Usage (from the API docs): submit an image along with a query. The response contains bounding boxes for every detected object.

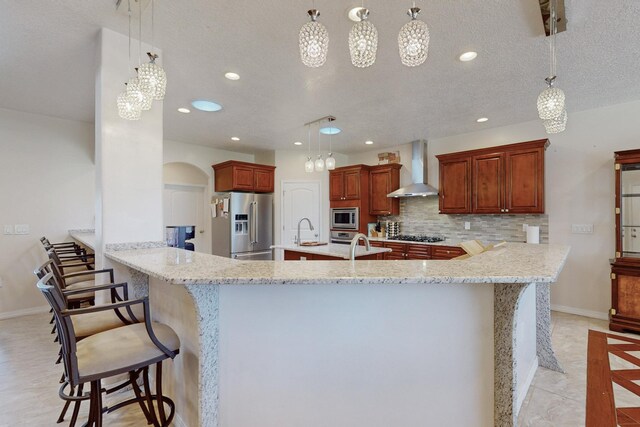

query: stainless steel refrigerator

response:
[211,192,273,260]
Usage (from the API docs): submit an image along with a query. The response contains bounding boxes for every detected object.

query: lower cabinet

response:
[283,250,381,261]
[432,246,466,260]
[381,242,464,260]
[610,261,640,333]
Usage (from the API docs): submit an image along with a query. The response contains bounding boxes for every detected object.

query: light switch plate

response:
[3,225,14,235]
[464,222,471,230]
[14,224,30,235]
[571,224,594,234]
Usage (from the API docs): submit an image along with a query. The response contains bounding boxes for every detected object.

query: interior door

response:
[163,184,205,252]
[282,181,321,245]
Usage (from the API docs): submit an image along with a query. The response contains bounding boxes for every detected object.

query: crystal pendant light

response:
[127,77,153,111]
[299,9,329,68]
[349,8,378,68]
[304,124,315,172]
[537,77,565,120]
[117,87,141,121]
[543,109,567,134]
[314,123,324,171]
[325,118,336,170]
[398,5,429,67]
[138,53,167,100]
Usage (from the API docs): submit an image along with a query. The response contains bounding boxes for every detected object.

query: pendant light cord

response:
[549,0,557,79]
[127,0,132,77]
[307,124,311,157]
[138,0,142,67]
[151,0,155,51]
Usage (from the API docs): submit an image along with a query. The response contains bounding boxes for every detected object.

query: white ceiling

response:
[1,0,640,153]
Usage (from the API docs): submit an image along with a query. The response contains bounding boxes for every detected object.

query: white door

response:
[163,184,206,252]
[282,181,321,245]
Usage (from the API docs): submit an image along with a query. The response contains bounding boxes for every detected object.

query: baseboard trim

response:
[551,304,608,321]
[517,356,539,414]
[173,413,187,427]
[0,305,50,321]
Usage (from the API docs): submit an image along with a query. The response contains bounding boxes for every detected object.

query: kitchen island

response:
[106,243,569,427]
[272,243,391,260]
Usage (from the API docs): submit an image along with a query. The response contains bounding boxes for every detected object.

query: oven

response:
[330,230,358,244]
[330,207,359,231]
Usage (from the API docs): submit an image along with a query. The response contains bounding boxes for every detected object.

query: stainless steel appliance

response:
[330,230,358,244]
[331,207,359,230]
[390,235,446,243]
[211,192,273,260]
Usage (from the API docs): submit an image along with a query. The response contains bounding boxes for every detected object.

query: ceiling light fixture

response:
[117,1,142,120]
[325,117,336,170]
[537,0,567,133]
[137,0,167,101]
[294,141,303,146]
[398,2,430,67]
[177,107,190,113]
[349,6,378,68]
[459,51,478,62]
[225,72,240,81]
[231,137,240,141]
[315,122,325,172]
[305,124,314,173]
[476,117,488,123]
[191,100,223,112]
[365,140,374,145]
[319,127,341,135]
[348,7,366,22]
[299,8,329,68]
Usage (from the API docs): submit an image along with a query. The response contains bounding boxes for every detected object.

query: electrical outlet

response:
[3,225,14,235]
[464,222,471,230]
[523,224,528,232]
[571,224,594,234]
[14,224,30,235]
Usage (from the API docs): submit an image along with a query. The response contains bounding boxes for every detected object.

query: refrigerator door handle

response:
[253,201,259,244]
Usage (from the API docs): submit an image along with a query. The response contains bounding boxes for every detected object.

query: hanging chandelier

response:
[398,5,430,67]
[348,8,378,68]
[299,9,329,68]
[537,0,567,133]
[303,116,337,172]
[137,0,166,100]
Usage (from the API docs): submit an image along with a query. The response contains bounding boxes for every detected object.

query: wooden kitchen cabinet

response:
[610,149,640,333]
[329,165,369,201]
[439,158,472,214]
[383,242,407,260]
[381,242,462,260]
[212,160,276,193]
[431,245,466,260]
[369,164,402,216]
[406,244,431,260]
[437,139,548,214]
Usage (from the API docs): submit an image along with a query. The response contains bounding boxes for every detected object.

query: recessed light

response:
[191,100,223,112]
[231,137,240,141]
[294,141,303,146]
[476,117,489,123]
[177,107,190,114]
[225,72,240,81]
[320,127,341,135]
[459,51,478,62]
[365,140,374,145]
[348,7,366,22]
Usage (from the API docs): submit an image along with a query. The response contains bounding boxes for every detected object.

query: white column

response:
[95,28,163,263]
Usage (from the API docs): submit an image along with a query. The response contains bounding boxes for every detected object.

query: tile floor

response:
[0,310,630,426]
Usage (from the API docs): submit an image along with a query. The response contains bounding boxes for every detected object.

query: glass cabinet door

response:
[620,164,640,258]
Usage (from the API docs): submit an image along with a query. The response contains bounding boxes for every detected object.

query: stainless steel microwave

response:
[331,207,359,230]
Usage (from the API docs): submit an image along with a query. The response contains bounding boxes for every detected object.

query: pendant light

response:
[305,124,314,173]
[398,2,429,67]
[127,0,152,111]
[348,6,378,68]
[325,119,336,170]
[117,1,142,120]
[137,0,166,100]
[314,123,325,171]
[299,5,329,68]
[537,0,567,132]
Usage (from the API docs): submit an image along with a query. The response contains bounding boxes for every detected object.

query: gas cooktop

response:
[390,235,446,243]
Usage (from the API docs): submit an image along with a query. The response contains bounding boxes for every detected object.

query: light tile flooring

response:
[0,311,630,426]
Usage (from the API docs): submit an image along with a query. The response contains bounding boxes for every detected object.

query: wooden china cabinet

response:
[610,149,640,333]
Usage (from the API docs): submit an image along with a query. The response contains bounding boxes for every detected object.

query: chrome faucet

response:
[297,217,314,246]
[349,233,370,261]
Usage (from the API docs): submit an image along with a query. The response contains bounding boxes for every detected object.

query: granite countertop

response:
[272,243,391,259]
[105,243,570,286]
[69,230,96,251]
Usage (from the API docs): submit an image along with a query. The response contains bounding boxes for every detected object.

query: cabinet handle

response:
[500,209,504,212]
[505,209,509,213]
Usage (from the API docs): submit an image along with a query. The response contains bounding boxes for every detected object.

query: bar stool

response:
[37,272,179,427]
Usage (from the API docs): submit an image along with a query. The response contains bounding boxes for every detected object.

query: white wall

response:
[427,100,640,318]
[273,150,349,254]
[0,108,94,318]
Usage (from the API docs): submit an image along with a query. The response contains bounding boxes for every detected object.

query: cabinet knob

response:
[505,209,509,213]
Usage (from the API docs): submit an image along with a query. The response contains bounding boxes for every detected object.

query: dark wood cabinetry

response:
[212,161,275,193]
[381,242,464,260]
[369,164,402,216]
[610,149,640,333]
[437,139,548,214]
[330,165,368,201]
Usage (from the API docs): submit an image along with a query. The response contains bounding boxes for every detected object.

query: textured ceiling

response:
[1,0,640,153]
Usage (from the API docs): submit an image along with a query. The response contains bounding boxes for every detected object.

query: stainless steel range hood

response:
[387,140,439,198]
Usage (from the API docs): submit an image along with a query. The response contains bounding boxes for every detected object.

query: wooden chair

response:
[37,272,179,427]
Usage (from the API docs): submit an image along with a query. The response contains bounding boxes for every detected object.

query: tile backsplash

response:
[379,198,548,243]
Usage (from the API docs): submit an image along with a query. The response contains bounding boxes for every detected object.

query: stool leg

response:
[56,384,73,423]
[95,380,103,427]
[142,367,160,427]
[130,370,153,424]
[155,362,167,425]
[69,383,83,427]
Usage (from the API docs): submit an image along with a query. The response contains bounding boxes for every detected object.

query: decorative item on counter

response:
[367,222,377,237]
[526,226,540,244]
[460,240,507,257]
[378,151,401,165]
[386,221,400,239]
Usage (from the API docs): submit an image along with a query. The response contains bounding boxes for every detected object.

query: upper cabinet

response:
[212,161,276,193]
[329,165,369,201]
[436,139,549,214]
[369,164,402,216]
